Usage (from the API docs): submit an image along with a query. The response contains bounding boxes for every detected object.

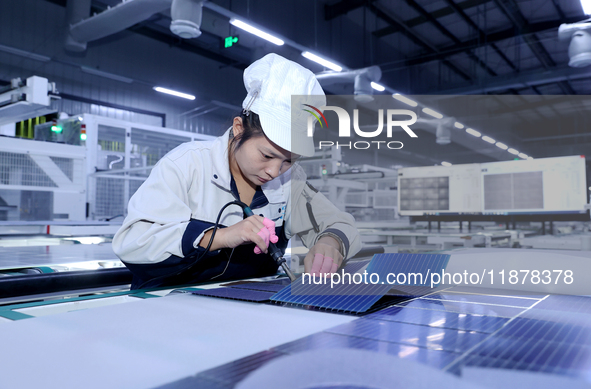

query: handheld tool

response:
[242,205,297,282]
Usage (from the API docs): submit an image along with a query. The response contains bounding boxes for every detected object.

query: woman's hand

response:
[304,236,343,276]
[199,215,273,254]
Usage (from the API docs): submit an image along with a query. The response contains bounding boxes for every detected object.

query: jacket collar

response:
[210,128,232,191]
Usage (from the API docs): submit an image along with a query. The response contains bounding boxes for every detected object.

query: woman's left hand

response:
[303,236,343,276]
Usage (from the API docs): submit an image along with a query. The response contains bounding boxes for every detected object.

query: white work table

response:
[0,292,355,389]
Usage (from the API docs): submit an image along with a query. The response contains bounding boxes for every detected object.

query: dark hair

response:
[228,112,266,153]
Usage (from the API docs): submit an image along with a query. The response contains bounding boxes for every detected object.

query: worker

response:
[112,53,361,289]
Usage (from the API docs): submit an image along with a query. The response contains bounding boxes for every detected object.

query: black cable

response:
[137,200,244,289]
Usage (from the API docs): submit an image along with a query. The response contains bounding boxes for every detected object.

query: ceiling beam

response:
[373,0,490,38]
[404,0,496,76]
[324,0,375,21]
[443,0,516,71]
[492,0,576,95]
[428,65,591,94]
[382,16,582,72]
[366,2,472,81]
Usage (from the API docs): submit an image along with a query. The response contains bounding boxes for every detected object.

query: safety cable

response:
[136,200,245,289]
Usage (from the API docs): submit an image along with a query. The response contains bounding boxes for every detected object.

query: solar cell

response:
[185,288,275,302]
[270,253,450,313]
[325,318,489,354]
[365,306,510,333]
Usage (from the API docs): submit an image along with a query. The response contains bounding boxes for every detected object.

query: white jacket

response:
[113,129,361,266]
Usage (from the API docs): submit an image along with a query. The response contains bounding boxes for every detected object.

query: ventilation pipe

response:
[315,66,382,103]
[416,116,455,145]
[170,0,203,39]
[65,0,204,52]
[64,0,92,52]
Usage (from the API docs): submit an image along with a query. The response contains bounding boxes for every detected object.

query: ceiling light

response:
[370,82,385,91]
[154,86,195,100]
[0,43,50,62]
[495,142,508,150]
[422,107,443,119]
[466,128,481,137]
[392,94,418,107]
[518,153,528,159]
[508,148,519,155]
[230,19,284,45]
[441,161,452,167]
[454,122,464,129]
[81,66,133,83]
[527,156,534,160]
[301,51,342,72]
[482,136,495,144]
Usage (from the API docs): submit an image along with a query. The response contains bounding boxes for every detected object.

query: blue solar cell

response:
[529,295,591,314]
[449,336,591,378]
[365,306,509,333]
[342,259,370,274]
[495,317,591,344]
[271,282,391,313]
[270,331,458,370]
[325,318,488,354]
[227,282,287,292]
[425,293,537,308]
[396,297,526,318]
[270,254,450,313]
[199,350,287,385]
[187,288,274,302]
[365,253,450,286]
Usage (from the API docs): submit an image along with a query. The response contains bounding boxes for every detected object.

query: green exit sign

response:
[224,36,238,48]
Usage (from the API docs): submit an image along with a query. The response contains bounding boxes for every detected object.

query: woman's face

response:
[231,118,296,186]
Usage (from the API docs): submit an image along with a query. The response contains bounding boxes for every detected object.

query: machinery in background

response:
[298,146,399,223]
[0,76,58,126]
[0,113,214,222]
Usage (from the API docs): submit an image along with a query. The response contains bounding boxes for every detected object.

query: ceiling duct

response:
[558,19,591,68]
[315,66,382,103]
[65,0,204,52]
[416,116,455,145]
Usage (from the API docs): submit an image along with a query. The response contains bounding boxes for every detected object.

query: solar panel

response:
[325,318,489,354]
[226,282,287,293]
[184,287,275,302]
[270,253,450,313]
[365,306,510,333]
[154,291,591,388]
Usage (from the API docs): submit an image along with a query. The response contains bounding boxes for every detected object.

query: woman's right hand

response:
[200,215,271,253]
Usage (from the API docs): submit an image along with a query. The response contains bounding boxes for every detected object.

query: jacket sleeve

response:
[286,165,362,259]
[112,155,216,265]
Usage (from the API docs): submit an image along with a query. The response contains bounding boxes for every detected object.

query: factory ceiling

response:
[25,0,591,164]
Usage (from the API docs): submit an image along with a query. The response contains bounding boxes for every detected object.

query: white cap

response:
[242,53,326,157]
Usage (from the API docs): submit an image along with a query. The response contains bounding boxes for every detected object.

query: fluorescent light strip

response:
[466,128,481,137]
[582,0,591,15]
[0,44,50,62]
[301,51,342,72]
[518,152,528,159]
[508,148,519,155]
[154,86,195,100]
[422,107,443,119]
[454,122,464,129]
[230,19,284,46]
[81,66,133,83]
[441,161,452,167]
[482,136,496,144]
[392,94,418,107]
[527,156,534,160]
[495,142,508,150]
[371,82,385,92]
